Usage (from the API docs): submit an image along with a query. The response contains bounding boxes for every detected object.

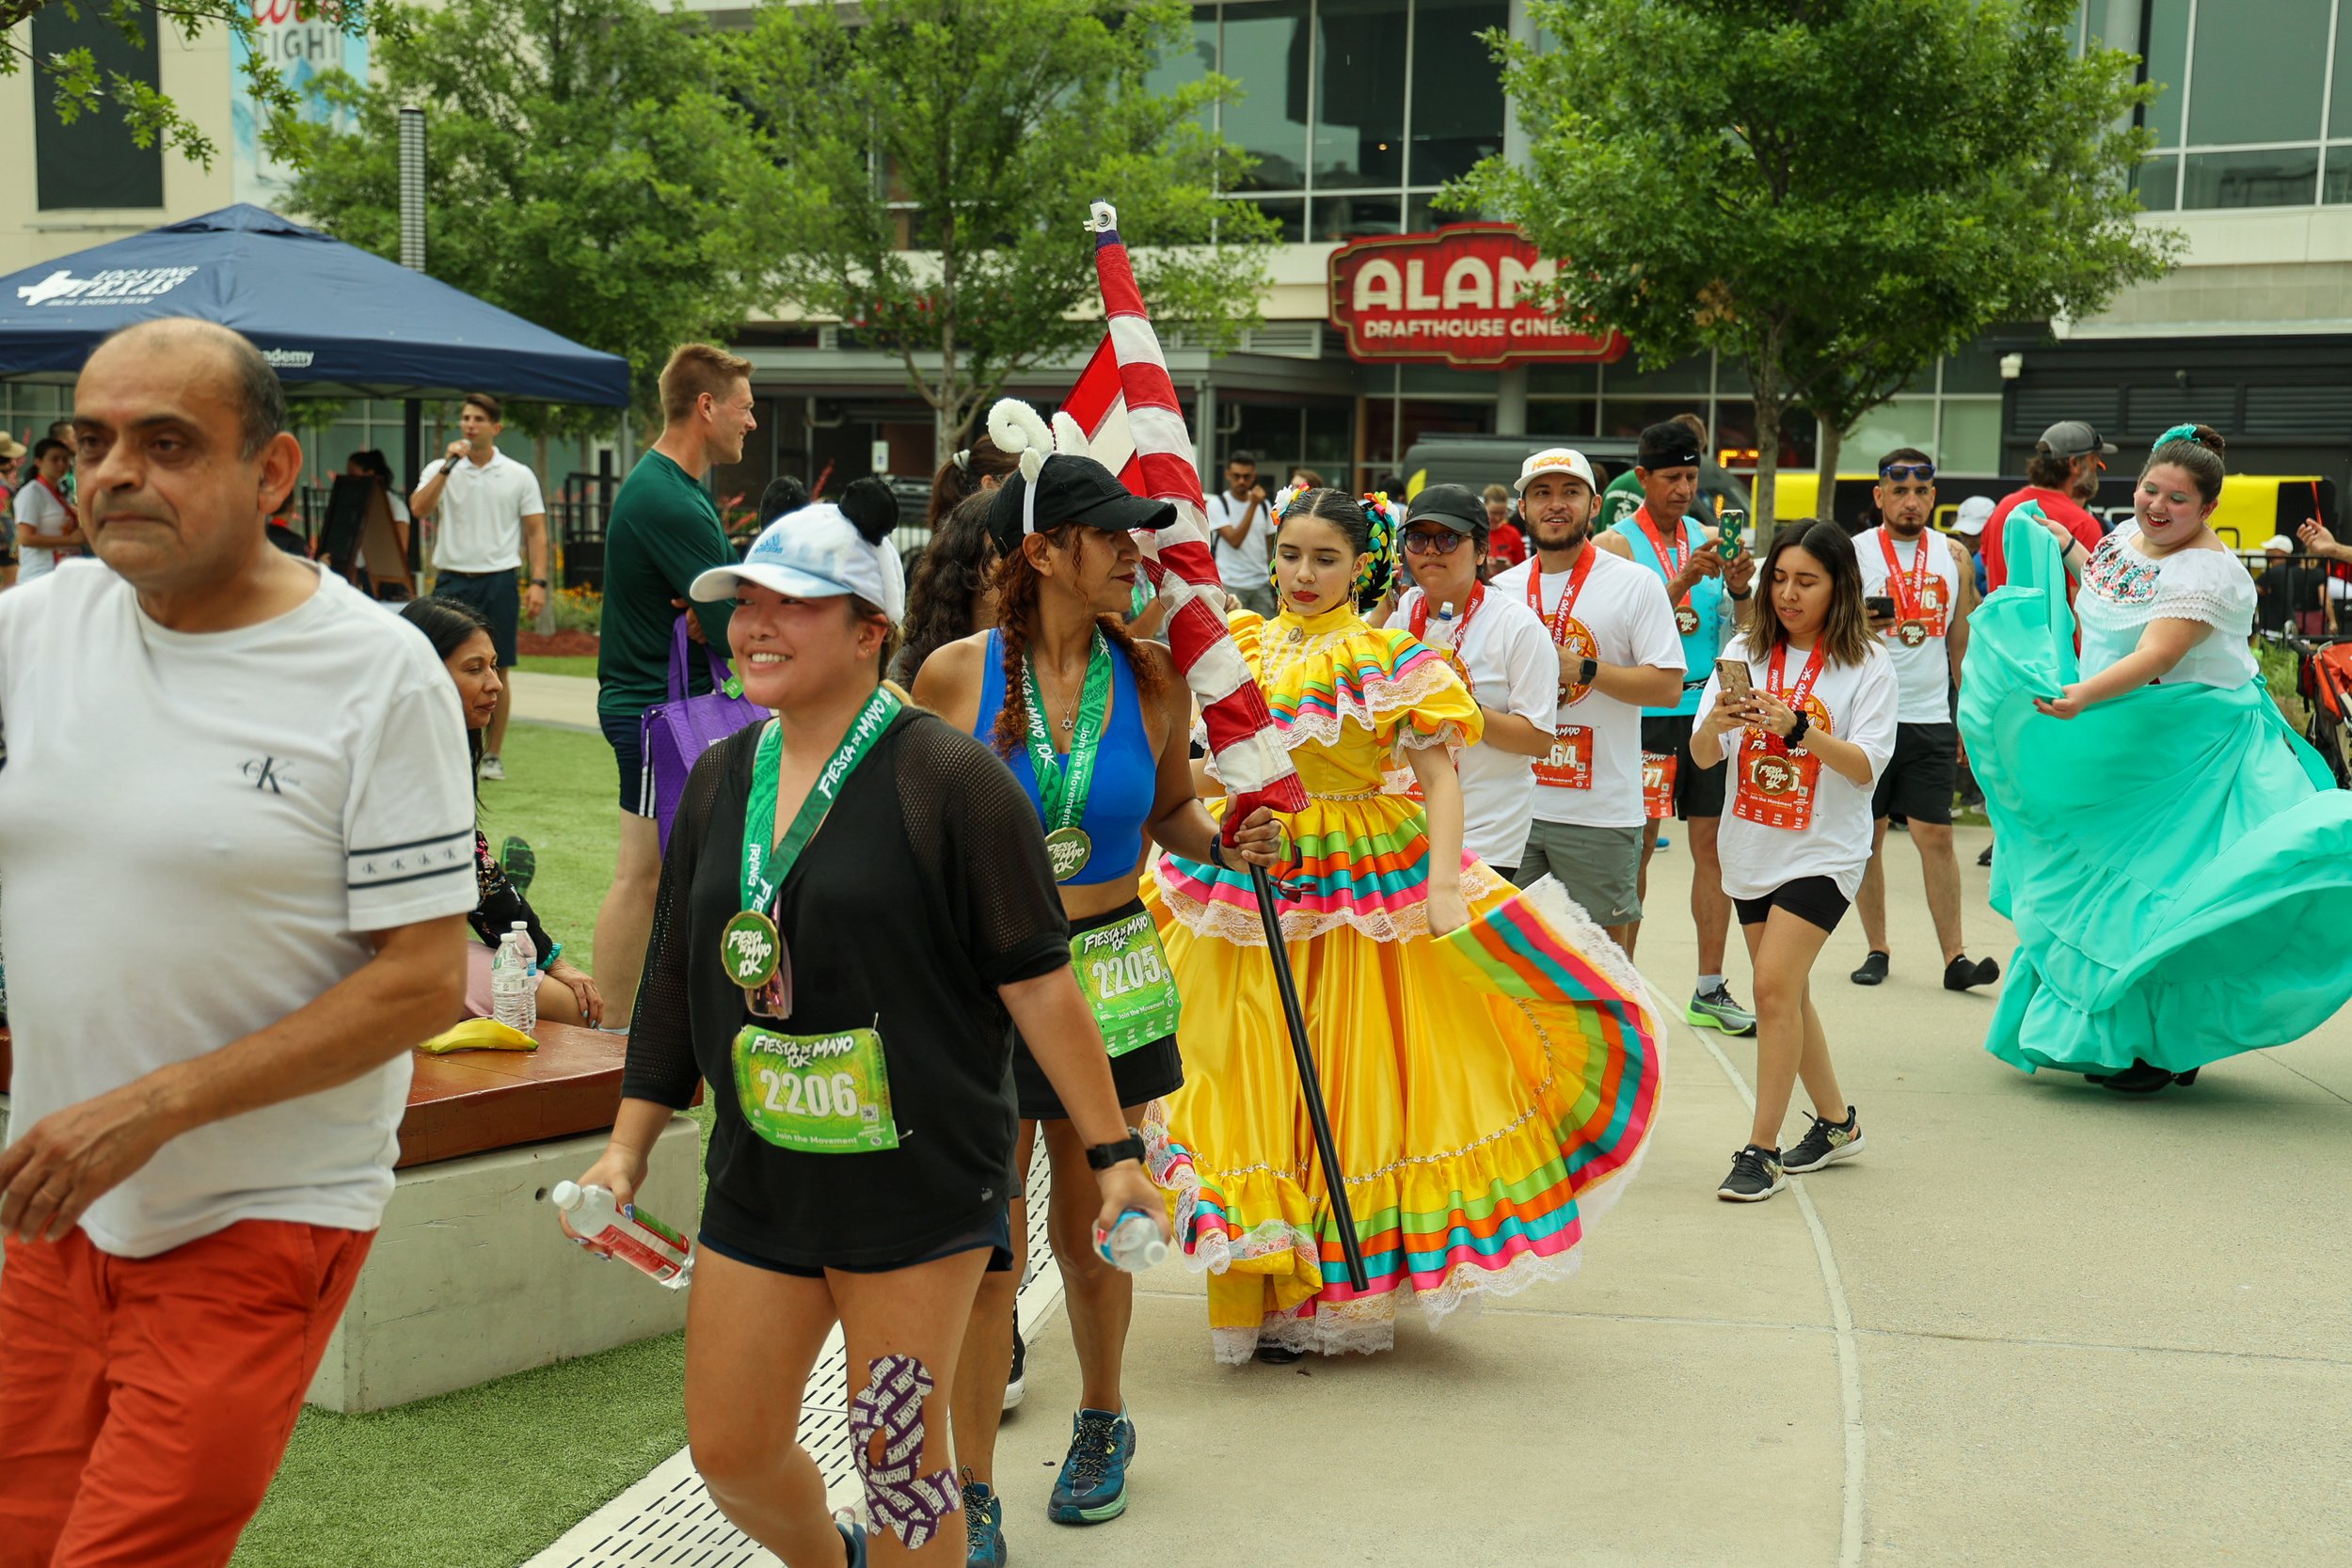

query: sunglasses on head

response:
[1880,463,1935,483]
[1401,529,1468,555]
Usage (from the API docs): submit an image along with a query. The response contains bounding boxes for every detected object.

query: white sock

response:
[1697,974,1724,994]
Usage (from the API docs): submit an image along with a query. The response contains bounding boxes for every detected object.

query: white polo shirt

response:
[0,561,478,1258]
[1489,547,1686,829]
[1393,584,1556,866]
[429,448,545,573]
[1853,525,1965,723]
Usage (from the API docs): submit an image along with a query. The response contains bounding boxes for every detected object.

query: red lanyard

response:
[1877,529,1934,621]
[35,474,68,508]
[1634,505,1690,605]
[1760,641,1828,753]
[1523,546,1597,644]
[1409,581,1486,643]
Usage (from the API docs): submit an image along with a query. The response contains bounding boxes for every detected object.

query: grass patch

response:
[233,719,719,1568]
[517,654,601,680]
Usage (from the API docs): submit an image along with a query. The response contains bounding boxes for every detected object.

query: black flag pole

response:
[1248,860,1370,1292]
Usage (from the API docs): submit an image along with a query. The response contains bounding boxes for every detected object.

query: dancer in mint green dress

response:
[1958,424,2352,1093]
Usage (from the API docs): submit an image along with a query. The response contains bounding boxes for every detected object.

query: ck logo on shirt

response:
[242,755,298,794]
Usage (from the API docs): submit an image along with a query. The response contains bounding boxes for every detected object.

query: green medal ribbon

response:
[1023,631,1114,883]
[727,685,902,990]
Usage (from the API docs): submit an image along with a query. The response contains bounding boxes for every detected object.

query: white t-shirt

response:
[2076,523,2258,689]
[1207,489,1274,593]
[1695,633,1899,902]
[14,478,72,581]
[429,448,545,573]
[1393,584,1556,865]
[0,562,478,1259]
[1852,526,1965,724]
[1489,549,1686,829]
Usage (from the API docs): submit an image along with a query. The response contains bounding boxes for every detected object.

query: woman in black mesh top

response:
[566,483,1164,1568]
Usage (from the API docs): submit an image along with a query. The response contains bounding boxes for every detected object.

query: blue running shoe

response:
[962,1478,1008,1567]
[1047,1407,1135,1525]
[836,1517,868,1567]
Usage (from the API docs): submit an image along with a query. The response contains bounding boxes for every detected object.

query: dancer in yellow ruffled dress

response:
[1143,485,1665,1364]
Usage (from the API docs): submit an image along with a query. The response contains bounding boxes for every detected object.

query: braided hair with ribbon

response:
[1267,486,1401,612]
[2145,421,2228,505]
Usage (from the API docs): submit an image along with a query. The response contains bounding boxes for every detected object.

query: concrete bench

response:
[0,1022,702,1415]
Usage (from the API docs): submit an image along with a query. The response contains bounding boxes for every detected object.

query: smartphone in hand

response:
[1718,510,1745,558]
[1865,594,1897,620]
[1715,657,1754,704]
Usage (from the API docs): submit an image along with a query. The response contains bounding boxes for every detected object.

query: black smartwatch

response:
[531,577,550,588]
[1786,712,1812,748]
[1086,1134,1147,1171]
[1577,656,1599,688]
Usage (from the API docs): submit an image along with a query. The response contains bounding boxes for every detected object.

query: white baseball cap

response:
[1951,496,1994,536]
[690,479,907,622]
[1514,448,1598,495]
[2263,533,2296,553]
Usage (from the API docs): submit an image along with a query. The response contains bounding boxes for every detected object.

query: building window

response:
[33,2,165,210]
[2137,0,2352,210]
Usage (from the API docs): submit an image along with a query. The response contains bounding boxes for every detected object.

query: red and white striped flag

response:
[1061,200,1306,825]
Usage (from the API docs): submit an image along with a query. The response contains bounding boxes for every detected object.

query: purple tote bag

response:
[641,616,766,848]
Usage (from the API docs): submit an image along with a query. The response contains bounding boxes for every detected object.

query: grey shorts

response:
[1513,820,1645,927]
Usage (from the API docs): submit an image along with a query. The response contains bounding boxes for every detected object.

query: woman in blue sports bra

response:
[913,419,1282,1565]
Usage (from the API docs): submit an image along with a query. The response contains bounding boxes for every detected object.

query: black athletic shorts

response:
[1641,712,1728,820]
[1010,897,1184,1119]
[434,568,521,667]
[1871,721,1958,826]
[1733,875,1851,935]
[699,1204,1014,1279]
[600,706,649,816]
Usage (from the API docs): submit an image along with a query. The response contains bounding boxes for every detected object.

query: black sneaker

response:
[1002,1326,1025,1413]
[2087,1059,2176,1094]
[1851,950,1890,986]
[1943,955,2000,991]
[1977,843,1994,867]
[1716,1144,1785,1202]
[1783,1108,1863,1173]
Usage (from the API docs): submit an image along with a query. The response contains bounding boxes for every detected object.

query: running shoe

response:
[1977,843,1994,867]
[962,1479,1008,1568]
[1943,955,2000,991]
[1047,1408,1135,1525]
[1686,984,1757,1037]
[499,834,536,895]
[835,1517,869,1568]
[1850,950,1890,987]
[478,752,506,782]
[1782,1108,1864,1174]
[1716,1144,1786,1203]
[1002,1327,1025,1413]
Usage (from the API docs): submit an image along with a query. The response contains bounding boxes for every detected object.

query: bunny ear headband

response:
[985,397,1097,538]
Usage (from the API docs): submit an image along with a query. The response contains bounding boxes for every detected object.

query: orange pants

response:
[0,1220,372,1568]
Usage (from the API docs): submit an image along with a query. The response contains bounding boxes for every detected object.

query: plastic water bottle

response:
[1428,599,1459,651]
[490,932,534,1033]
[549,1181,694,1289]
[1094,1208,1168,1274]
[509,921,539,1033]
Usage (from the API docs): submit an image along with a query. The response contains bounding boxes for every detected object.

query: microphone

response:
[442,448,469,477]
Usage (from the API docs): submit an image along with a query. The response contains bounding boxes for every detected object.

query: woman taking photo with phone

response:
[566,482,1166,1568]
[1692,519,1898,1202]
[913,404,1284,1562]
[1146,484,1662,1365]
[1961,425,2352,1094]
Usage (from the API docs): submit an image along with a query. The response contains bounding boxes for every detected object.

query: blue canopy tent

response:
[0,203,630,574]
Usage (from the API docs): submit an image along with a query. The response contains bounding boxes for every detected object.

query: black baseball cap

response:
[1403,483,1485,535]
[1637,420,1703,471]
[986,454,1177,552]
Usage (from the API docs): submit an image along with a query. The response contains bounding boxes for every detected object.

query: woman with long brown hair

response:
[1692,518,1898,1202]
[891,492,1000,687]
[912,404,1282,1565]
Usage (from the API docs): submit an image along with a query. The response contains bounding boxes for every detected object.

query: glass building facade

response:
[2134,0,2352,210]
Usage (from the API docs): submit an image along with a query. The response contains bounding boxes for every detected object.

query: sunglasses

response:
[1401,529,1468,555]
[1880,463,1935,482]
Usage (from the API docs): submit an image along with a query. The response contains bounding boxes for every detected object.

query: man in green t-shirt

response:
[592,343,758,1022]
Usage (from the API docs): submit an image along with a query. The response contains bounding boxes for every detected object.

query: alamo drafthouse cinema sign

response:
[1327,223,1627,370]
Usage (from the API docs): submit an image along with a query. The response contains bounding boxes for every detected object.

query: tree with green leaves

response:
[5,0,378,168]
[285,0,789,431]
[1460,0,2178,533]
[730,0,1277,459]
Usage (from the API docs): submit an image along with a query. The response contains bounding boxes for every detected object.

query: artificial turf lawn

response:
[517,653,601,680]
[233,719,714,1568]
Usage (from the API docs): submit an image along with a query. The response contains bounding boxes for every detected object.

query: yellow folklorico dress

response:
[1142,602,1665,1363]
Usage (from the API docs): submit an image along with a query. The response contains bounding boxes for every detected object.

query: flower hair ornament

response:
[1272,480,1313,520]
[2153,423,2204,451]
[985,396,1092,538]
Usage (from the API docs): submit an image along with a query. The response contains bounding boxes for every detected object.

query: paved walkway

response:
[510,671,602,733]
[511,689,2352,1565]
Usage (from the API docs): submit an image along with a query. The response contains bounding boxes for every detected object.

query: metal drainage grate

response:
[525,1146,1059,1568]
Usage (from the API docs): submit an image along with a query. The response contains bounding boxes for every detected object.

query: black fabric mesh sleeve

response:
[895,716,1073,989]
[619,734,735,1108]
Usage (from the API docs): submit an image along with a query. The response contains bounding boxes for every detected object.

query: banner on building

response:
[231,0,369,206]
[1327,223,1627,370]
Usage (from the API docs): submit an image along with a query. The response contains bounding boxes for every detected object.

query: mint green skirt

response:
[1956,523,2352,1075]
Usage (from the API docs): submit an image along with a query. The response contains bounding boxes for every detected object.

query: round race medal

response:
[1676,605,1701,636]
[1750,754,1800,797]
[1044,826,1094,883]
[721,909,783,990]
[1898,620,1929,648]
